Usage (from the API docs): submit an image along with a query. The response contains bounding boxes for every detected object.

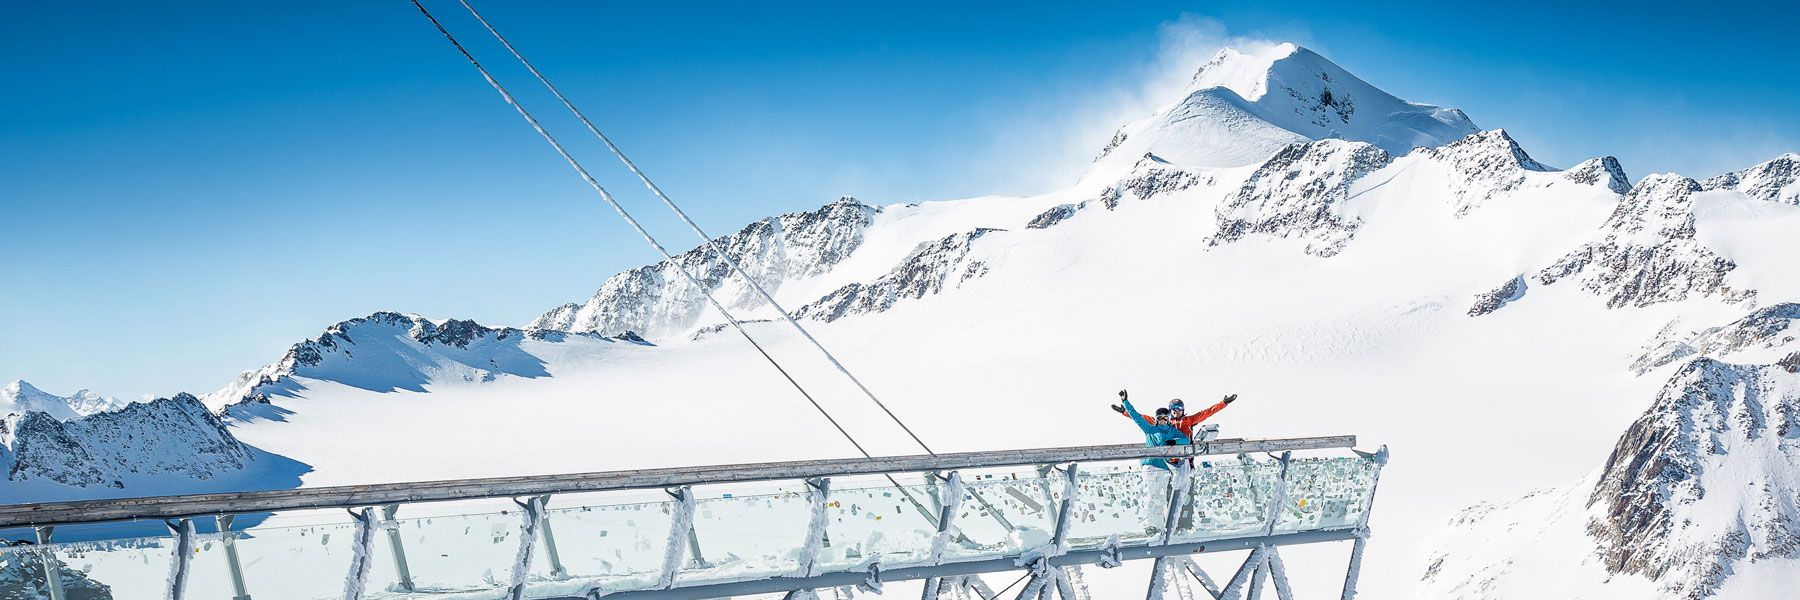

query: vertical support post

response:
[165,518,195,600]
[343,507,378,600]
[1160,460,1195,544]
[1342,445,1388,600]
[379,504,416,592]
[33,526,66,600]
[659,486,696,589]
[507,495,549,600]
[216,514,252,600]
[921,471,965,599]
[1263,452,1291,536]
[797,478,832,579]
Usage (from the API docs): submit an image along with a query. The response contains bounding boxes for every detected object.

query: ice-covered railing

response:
[0,437,1386,600]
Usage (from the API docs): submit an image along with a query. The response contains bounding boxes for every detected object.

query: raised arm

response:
[1119,398,1156,433]
[1179,393,1237,428]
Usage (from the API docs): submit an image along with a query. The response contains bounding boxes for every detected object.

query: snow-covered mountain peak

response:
[1419,129,1560,215]
[1,379,125,421]
[1565,156,1634,195]
[1701,152,1799,204]
[1087,43,1476,180]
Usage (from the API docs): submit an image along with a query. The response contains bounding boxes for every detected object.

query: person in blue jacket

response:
[1112,389,1192,530]
[1111,390,1192,469]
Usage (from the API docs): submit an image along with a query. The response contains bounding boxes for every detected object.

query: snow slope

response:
[12,44,1800,600]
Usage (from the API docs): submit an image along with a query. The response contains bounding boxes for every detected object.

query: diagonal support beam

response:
[660,486,697,589]
[1214,546,1267,600]
[343,508,378,600]
[1264,546,1295,600]
[507,495,550,600]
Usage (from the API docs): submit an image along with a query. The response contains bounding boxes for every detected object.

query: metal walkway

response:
[0,436,1385,600]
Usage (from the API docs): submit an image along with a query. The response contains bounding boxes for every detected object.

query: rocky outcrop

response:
[1026,203,1085,229]
[0,556,112,600]
[204,312,629,411]
[1467,276,1527,317]
[1208,139,1392,256]
[1701,153,1799,205]
[1587,357,1800,598]
[1423,130,1555,215]
[531,197,880,338]
[1632,304,1800,374]
[1564,156,1633,195]
[5,394,254,489]
[795,228,1001,323]
[1535,174,1754,308]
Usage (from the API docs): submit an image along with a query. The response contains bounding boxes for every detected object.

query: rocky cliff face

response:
[1207,139,1391,256]
[1587,357,1800,599]
[530,197,879,338]
[4,393,254,489]
[794,228,1001,323]
[1701,153,1799,205]
[1423,130,1555,215]
[1536,174,1755,308]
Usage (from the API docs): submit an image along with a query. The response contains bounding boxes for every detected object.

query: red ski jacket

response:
[1126,398,1229,439]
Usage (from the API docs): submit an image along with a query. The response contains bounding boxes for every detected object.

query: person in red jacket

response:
[1118,390,1238,439]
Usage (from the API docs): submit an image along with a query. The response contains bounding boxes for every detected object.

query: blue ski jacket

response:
[1120,399,1191,470]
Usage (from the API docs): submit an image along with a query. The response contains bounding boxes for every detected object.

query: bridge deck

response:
[0,437,1384,600]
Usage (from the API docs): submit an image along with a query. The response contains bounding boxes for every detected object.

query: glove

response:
[1110,404,1126,415]
[1118,389,1128,400]
[1223,393,1238,405]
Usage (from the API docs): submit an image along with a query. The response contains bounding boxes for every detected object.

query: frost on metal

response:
[928,472,966,564]
[342,507,378,600]
[507,495,548,599]
[659,487,697,588]
[795,478,831,578]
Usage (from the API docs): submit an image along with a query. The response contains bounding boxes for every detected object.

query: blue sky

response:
[4,1,1797,399]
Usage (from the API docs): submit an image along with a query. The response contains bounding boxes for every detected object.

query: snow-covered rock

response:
[204,311,634,412]
[1536,174,1755,308]
[1565,156,1634,195]
[1421,129,1555,215]
[1089,43,1475,179]
[1207,139,1391,256]
[1467,276,1528,317]
[1,380,125,422]
[1632,303,1800,374]
[1588,357,1800,598]
[1700,153,1799,205]
[794,228,1001,322]
[4,393,253,489]
[530,196,879,339]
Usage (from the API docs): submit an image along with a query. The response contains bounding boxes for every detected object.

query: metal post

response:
[922,471,966,599]
[1246,550,1268,600]
[1179,558,1222,598]
[33,526,66,600]
[539,507,568,580]
[165,518,195,600]
[660,486,697,588]
[1265,546,1296,600]
[379,504,417,592]
[1216,545,1267,600]
[1160,460,1195,544]
[343,508,378,600]
[216,514,252,600]
[1264,452,1291,536]
[1342,446,1388,600]
[798,478,831,579]
[507,495,549,600]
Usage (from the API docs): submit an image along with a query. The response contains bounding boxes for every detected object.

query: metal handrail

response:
[0,436,1353,529]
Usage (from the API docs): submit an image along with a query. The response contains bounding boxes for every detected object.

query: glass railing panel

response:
[1273,456,1379,534]
[1063,460,1162,549]
[816,477,943,571]
[1172,456,1280,543]
[1,522,175,600]
[185,510,360,600]
[360,499,525,596]
[676,482,814,584]
[941,466,1062,561]
[533,491,678,595]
